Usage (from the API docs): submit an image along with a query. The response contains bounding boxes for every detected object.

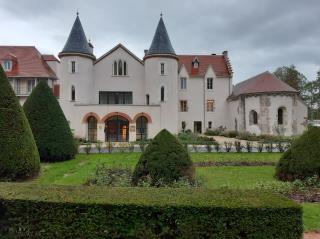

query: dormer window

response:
[192,58,199,69]
[2,60,12,71]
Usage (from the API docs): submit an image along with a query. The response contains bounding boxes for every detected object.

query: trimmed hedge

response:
[23,81,75,162]
[132,129,194,185]
[0,66,40,180]
[276,126,320,181]
[0,184,302,239]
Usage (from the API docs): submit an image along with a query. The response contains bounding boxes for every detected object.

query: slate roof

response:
[0,46,57,78]
[59,15,95,59]
[230,71,297,98]
[146,17,176,56]
[178,55,232,77]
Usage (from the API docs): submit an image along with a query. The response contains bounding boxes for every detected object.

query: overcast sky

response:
[1,0,320,83]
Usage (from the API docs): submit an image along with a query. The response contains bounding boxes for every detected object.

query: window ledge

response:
[111,75,129,77]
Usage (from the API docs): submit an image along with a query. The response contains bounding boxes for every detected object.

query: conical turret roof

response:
[59,14,95,59]
[146,16,176,57]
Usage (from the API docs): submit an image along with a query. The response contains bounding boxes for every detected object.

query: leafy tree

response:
[275,126,320,181]
[132,129,194,186]
[274,65,308,99]
[0,66,40,180]
[23,81,75,162]
[305,71,320,119]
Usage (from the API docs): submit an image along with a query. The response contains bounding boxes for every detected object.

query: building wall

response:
[178,65,232,133]
[229,94,308,136]
[93,47,145,105]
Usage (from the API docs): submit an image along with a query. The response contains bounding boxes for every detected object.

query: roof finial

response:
[160,12,163,18]
[76,10,79,16]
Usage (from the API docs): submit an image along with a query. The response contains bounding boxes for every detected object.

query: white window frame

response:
[180,77,187,90]
[3,60,12,71]
[160,62,165,75]
[180,100,188,112]
[206,99,215,112]
[27,79,36,93]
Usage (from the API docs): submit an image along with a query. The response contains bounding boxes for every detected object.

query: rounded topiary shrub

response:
[275,126,320,181]
[132,129,194,185]
[23,81,75,162]
[0,66,40,180]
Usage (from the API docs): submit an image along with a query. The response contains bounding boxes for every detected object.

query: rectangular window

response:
[180,100,188,112]
[207,100,215,112]
[27,79,36,93]
[99,91,133,105]
[160,63,165,75]
[3,60,12,71]
[146,94,150,105]
[180,77,187,89]
[208,121,212,129]
[71,61,76,73]
[207,78,213,90]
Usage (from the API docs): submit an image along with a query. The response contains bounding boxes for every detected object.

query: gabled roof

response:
[145,16,176,57]
[230,71,297,98]
[0,46,57,78]
[178,55,232,77]
[59,15,95,60]
[95,43,143,65]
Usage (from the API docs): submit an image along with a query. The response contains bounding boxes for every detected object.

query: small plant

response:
[265,142,273,153]
[84,143,92,154]
[214,143,221,152]
[193,144,199,152]
[206,141,213,153]
[224,142,233,152]
[246,141,253,153]
[257,143,264,153]
[95,140,103,153]
[234,141,243,153]
[276,142,285,153]
[107,141,114,153]
[139,140,147,152]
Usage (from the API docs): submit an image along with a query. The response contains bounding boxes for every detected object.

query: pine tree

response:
[0,66,40,180]
[23,81,75,162]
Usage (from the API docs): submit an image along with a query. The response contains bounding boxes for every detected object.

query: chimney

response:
[222,50,228,57]
[144,49,148,56]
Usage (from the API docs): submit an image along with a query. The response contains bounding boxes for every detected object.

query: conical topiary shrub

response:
[23,81,75,162]
[0,66,40,180]
[275,126,320,181]
[132,129,194,185]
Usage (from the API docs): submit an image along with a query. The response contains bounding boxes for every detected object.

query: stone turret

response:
[144,15,179,133]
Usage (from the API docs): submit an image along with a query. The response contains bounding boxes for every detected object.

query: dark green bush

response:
[0,184,302,239]
[0,66,40,181]
[23,81,75,162]
[132,129,194,185]
[276,126,320,181]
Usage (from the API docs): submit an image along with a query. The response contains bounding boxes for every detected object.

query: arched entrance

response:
[136,116,148,140]
[105,115,129,142]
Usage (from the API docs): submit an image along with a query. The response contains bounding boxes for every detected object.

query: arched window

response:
[278,107,284,125]
[118,60,123,75]
[87,116,97,142]
[113,61,117,75]
[249,110,258,125]
[160,87,165,102]
[123,61,127,75]
[136,116,148,141]
[71,85,75,101]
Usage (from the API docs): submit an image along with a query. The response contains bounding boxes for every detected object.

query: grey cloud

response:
[0,0,320,82]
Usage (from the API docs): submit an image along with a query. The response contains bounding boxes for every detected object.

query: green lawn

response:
[28,152,319,232]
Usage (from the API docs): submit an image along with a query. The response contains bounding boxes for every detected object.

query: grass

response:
[23,152,320,232]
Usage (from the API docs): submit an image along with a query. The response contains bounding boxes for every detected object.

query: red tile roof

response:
[0,46,57,78]
[231,71,297,98]
[178,54,232,77]
[42,54,59,62]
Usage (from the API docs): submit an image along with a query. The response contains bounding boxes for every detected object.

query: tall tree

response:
[0,66,40,181]
[305,71,320,119]
[274,65,308,99]
[23,81,75,162]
